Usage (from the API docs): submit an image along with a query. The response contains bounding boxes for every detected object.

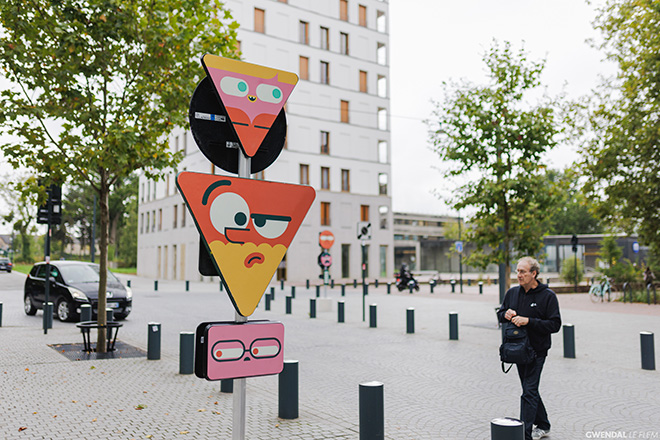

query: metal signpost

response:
[37,184,62,334]
[180,54,311,440]
[357,222,371,321]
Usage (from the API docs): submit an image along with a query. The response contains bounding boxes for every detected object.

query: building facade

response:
[137,0,393,283]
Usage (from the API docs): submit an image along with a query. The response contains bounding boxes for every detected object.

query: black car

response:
[0,257,12,272]
[24,261,132,322]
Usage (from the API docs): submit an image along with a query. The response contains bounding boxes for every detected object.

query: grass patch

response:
[11,264,33,274]
[112,267,137,275]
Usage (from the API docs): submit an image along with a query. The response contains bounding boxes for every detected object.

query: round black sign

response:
[188,76,286,174]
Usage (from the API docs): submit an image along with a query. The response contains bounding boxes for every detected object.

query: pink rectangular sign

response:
[205,321,284,380]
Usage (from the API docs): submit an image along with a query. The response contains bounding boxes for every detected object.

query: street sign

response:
[357,221,371,240]
[195,320,284,381]
[201,54,298,158]
[318,251,332,268]
[632,241,640,253]
[176,172,315,317]
[319,230,335,249]
[571,234,578,253]
[455,241,463,253]
[37,184,62,225]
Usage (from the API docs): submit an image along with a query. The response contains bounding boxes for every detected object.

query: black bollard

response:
[479,281,483,294]
[341,284,346,297]
[286,296,292,314]
[270,286,275,301]
[106,308,114,341]
[359,381,384,440]
[406,308,415,334]
[354,279,358,288]
[147,322,161,360]
[306,279,310,289]
[490,417,524,440]
[281,279,284,290]
[315,285,320,298]
[331,279,335,288]
[265,294,271,311]
[409,283,414,294]
[449,312,459,340]
[179,332,195,374]
[338,301,345,323]
[291,285,296,299]
[369,304,377,328]
[563,324,576,359]
[80,304,92,322]
[154,280,158,291]
[278,360,299,419]
[374,279,379,288]
[430,281,435,294]
[387,283,391,294]
[641,332,656,371]
[0,302,2,327]
[185,280,190,292]
[467,279,472,287]
[310,298,316,318]
[127,279,131,288]
[220,379,233,393]
[451,280,456,293]
[44,302,53,329]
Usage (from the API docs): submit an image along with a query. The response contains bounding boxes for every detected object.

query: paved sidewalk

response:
[1,273,659,439]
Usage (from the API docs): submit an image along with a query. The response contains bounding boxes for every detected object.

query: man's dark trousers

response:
[516,357,550,440]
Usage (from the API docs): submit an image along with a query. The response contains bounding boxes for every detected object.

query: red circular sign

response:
[319,230,335,249]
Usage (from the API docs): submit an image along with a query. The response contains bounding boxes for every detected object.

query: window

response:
[359,70,367,93]
[175,135,179,152]
[321,167,330,190]
[152,180,156,200]
[359,4,367,27]
[376,10,386,32]
[377,75,387,97]
[173,205,178,229]
[320,131,330,154]
[300,164,310,185]
[152,210,156,232]
[380,245,387,277]
[320,27,329,50]
[254,8,265,33]
[378,173,388,195]
[158,208,163,231]
[183,132,187,155]
[339,0,348,21]
[341,244,350,278]
[299,21,309,45]
[299,56,309,80]
[140,213,144,234]
[320,61,330,84]
[377,42,386,65]
[321,202,331,226]
[340,32,349,55]
[141,183,145,202]
[379,205,389,229]
[146,211,150,233]
[340,100,349,123]
[360,204,369,221]
[378,107,387,130]
[147,181,151,201]
[165,174,170,197]
[181,204,186,227]
[341,169,350,192]
[378,140,388,163]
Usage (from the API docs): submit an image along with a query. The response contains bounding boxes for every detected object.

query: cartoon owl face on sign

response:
[202,55,298,157]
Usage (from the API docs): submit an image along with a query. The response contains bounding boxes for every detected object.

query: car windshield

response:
[58,264,120,284]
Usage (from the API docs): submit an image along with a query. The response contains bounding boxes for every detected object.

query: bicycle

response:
[589,277,612,303]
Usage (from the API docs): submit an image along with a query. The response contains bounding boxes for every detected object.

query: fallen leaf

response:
[275,423,280,428]
[197,409,206,412]
[72,400,77,403]
[143,391,148,394]
[213,411,221,415]
[214,401,218,405]
[90,366,96,370]
[25,368,29,372]
[146,436,153,439]
[135,404,146,410]
[119,409,124,412]
[32,412,37,415]
[18,427,27,432]
[180,431,189,435]
[53,415,57,418]
[91,418,97,422]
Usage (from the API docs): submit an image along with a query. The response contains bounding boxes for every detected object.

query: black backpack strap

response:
[502,362,513,373]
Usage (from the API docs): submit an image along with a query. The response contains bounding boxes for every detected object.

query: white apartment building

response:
[137,0,392,283]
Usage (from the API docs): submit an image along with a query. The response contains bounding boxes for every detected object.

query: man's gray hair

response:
[518,256,540,278]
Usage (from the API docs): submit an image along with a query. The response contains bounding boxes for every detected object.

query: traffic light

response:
[37,184,62,225]
[571,234,578,253]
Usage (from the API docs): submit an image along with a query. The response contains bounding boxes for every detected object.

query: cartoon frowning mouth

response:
[248,95,257,102]
[245,252,265,268]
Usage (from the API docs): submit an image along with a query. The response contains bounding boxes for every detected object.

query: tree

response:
[560,255,584,287]
[545,169,602,235]
[0,0,238,351]
[427,41,564,288]
[0,176,39,263]
[580,0,660,264]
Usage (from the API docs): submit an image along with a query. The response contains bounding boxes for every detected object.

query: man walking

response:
[497,257,562,440]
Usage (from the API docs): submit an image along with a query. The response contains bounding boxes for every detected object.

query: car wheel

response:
[24,295,37,315]
[114,313,128,320]
[56,297,75,322]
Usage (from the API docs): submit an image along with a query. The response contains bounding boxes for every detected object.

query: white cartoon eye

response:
[255,83,283,104]
[251,214,290,239]
[250,338,281,359]
[220,76,249,97]
[210,193,250,234]
[212,340,245,362]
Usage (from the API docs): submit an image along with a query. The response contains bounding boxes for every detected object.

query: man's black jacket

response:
[497,282,562,357]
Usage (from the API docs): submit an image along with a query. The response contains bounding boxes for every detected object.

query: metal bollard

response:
[44,302,53,329]
[127,279,131,288]
[374,279,379,288]
[80,304,91,322]
[338,301,345,323]
[479,281,483,294]
[309,298,316,318]
[369,304,377,328]
[278,360,299,419]
[315,285,320,298]
[291,285,296,299]
[219,280,223,291]
[387,283,391,294]
[354,279,358,288]
[154,280,158,291]
[270,286,275,301]
[0,302,2,327]
[641,332,656,371]
[490,417,524,440]
[265,294,271,311]
[286,296,292,314]
[451,280,456,293]
[406,308,415,334]
[281,279,284,290]
[467,279,472,286]
[185,280,189,292]
[449,312,459,340]
[430,280,435,294]
[179,332,195,374]
[359,381,384,440]
[220,379,233,393]
[341,284,346,297]
[331,279,335,288]
[106,308,114,340]
[563,324,576,359]
[306,279,310,289]
[409,283,414,294]
[147,322,161,360]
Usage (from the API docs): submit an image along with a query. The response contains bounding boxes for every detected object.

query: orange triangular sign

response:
[176,172,315,316]
[202,54,299,157]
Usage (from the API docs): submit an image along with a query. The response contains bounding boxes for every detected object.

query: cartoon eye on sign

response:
[202,55,299,158]
[176,172,315,317]
[201,321,285,381]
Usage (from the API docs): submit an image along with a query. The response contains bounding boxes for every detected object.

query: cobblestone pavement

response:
[1,271,659,439]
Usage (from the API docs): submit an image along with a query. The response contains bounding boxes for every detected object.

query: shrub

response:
[560,256,584,285]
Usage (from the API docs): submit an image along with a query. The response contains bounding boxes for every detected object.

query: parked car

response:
[24,261,132,322]
[0,257,12,272]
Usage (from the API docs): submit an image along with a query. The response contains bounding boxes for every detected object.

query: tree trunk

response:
[96,172,109,353]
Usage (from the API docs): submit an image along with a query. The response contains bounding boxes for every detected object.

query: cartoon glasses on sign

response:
[211,338,281,363]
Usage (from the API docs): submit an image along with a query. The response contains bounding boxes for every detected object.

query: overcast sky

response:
[388,0,613,216]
